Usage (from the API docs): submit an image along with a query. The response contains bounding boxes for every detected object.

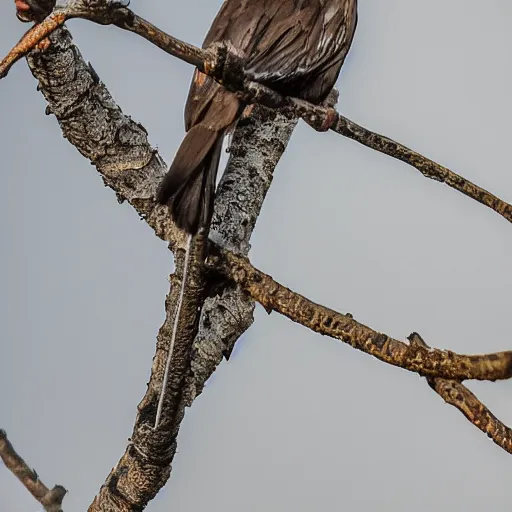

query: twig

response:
[0,429,67,512]
[408,333,512,454]
[331,116,512,223]
[208,247,512,382]
[0,3,205,80]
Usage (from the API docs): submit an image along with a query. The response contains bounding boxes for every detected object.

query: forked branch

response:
[408,333,512,454]
[208,247,512,383]
[12,21,298,509]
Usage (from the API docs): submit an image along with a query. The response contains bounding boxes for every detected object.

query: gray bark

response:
[25,25,297,510]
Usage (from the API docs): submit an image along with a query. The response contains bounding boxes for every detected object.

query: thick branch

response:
[23,27,206,511]
[408,333,512,454]
[190,107,298,396]
[209,248,512,382]
[0,430,66,512]
[1,1,511,226]
[19,23,297,509]
[89,230,208,511]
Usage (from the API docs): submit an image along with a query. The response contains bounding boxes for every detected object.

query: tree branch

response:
[3,0,512,509]
[89,229,209,511]
[0,430,67,512]
[208,248,512,382]
[408,333,512,454]
[330,116,512,223]
[1,1,511,227]
[190,107,298,397]
[18,22,297,510]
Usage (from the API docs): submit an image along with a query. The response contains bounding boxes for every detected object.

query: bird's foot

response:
[15,0,32,21]
[295,98,338,132]
[14,0,54,51]
[205,41,247,93]
[315,106,338,132]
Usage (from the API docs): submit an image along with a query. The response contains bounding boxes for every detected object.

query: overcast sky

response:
[1,1,512,510]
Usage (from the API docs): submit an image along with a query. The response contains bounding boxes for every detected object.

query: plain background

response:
[1,1,511,510]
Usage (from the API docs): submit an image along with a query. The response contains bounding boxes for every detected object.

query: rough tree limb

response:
[207,251,512,455]
[190,108,298,396]
[208,248,512,382]
[2,0,512,510]
[20,22,297,510]
[1,0,511,226]
[408,333,512,454]
[0,429,67,512]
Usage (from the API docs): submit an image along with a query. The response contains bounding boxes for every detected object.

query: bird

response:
[157,0,358,234]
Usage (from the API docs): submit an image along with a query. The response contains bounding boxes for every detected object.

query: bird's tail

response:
[157,124,224,234]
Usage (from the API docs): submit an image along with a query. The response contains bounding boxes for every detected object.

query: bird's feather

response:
[160,0,358,233]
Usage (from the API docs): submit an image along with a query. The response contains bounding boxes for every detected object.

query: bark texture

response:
[23,26,297,510]
[1,2,511,511]
[209,248,512,382]
[0,429,66,512]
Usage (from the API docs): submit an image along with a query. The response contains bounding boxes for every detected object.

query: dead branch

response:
[2,1,512,510]
[190,106,298,396]
[0,429,67,512]
[208,247,512,382]
[24,25,210,508]
[89,229,208,511]
[15,23,298,510]
[1,1,511,226]
[408,333,512,454]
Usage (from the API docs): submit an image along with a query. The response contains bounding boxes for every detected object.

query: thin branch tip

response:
[409,332,512,455]
[210,248,512,382]
[0,430,66,511]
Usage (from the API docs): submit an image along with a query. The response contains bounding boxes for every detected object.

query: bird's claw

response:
[205,41,246,92]
[303,105,338,132]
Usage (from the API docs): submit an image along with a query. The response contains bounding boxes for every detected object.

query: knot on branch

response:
[293,98,339,132]
[82,0,133,26]
[204,41,246,93]
[204,42,285,109]
[41,485,67,512]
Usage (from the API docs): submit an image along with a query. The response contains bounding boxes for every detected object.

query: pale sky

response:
[1,1,512,510]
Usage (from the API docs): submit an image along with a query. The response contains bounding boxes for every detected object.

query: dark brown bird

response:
[157,0,358,234]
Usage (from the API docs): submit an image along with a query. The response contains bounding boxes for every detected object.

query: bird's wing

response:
[185,0,254,131]
[246,0,358,97]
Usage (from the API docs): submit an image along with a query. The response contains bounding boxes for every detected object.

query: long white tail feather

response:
[154,233,193,429]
